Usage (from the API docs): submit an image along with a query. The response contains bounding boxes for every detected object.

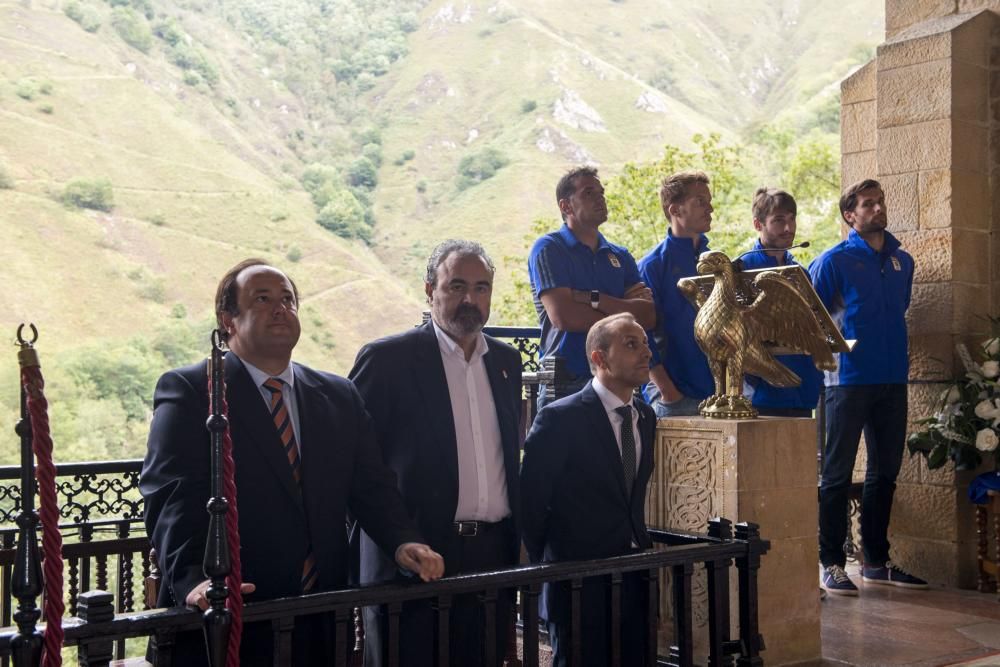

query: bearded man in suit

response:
[350,240,523,667]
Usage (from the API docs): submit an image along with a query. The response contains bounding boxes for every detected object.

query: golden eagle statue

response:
[678,250,837,419]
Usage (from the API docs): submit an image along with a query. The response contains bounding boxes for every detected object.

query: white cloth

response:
[238,355,302,456]
[432,321,510,522]
[591,377,642,475]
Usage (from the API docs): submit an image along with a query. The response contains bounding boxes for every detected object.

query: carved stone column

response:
[647,416,819,666]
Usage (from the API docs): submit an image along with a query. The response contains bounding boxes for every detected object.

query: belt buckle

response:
[456,520,479,537]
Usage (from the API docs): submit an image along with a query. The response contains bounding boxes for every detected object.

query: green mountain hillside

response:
[366,0,881,313]
[0,0,881,460]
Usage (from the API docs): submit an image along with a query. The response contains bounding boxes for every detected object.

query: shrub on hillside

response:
[316,190,371,242]
[62,178,114,211]
[168,42,219,85]
[64,1,102,32]
[456,148,509,190]
[15,79,37,100]
[347,157,378,190]
[0,163,13,189]
[152,19,184,46]
[521,99,537,113]
[111,7,153,53]
[362,142,383,168]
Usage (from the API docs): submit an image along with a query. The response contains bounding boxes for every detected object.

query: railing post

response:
[11,355,42,667]
[520,584,540,667]
[77,590,115,667]
[735,522,768,667]
[669,562,694,667]
[706,518,736,667]
[541,357,572,401]
[203,344,232,667]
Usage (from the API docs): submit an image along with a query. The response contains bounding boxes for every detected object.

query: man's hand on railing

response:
[394,542,445,582]
[185,579,257,610]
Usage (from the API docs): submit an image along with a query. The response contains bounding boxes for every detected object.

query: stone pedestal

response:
[646,416,820,666]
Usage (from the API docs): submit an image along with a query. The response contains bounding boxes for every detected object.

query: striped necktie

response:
[263,377,319,592]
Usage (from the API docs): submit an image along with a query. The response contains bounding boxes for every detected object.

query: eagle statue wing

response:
[745,272,837,372]
[678,277,707,309]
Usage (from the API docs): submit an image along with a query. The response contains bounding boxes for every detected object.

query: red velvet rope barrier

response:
[214,371,243,666]
[22,363,64,667]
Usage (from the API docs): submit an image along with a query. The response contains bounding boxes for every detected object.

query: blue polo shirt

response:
[528,224,643,378]
[638,229,714,402]
[740,240,822,410]
[809,229,914,386]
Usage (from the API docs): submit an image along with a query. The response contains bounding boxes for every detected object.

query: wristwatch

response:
[590,290,600,310]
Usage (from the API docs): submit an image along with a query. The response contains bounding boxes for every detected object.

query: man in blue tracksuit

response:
[809,178,927,596]
[639,171,716,417]
[739,187,822,417]
[528,166,656,409]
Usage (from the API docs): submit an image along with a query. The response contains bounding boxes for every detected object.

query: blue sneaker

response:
[822,565,858,596]
[862,560,928,589]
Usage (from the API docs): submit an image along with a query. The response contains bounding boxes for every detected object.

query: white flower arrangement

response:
[909,324,1000,470]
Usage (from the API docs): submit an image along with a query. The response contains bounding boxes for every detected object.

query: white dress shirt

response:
[432,321,511,522]
[238,355,302,456]
[591,377,642,475]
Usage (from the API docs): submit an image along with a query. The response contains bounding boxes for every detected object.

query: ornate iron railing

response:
[0,521,769,667]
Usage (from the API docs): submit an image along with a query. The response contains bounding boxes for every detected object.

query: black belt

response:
[453,519,508,537]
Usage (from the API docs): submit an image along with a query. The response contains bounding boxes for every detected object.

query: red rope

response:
[212,371,243,666]
[22,364,64,667]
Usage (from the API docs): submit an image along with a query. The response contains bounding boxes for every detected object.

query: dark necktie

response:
[615,404,636,496]
[263,378,319,592]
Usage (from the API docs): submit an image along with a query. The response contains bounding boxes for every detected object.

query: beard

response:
[443,303,485,337]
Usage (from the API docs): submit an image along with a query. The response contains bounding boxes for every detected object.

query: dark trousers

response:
[546,572,651,667]
[819,384,907,567]
[365,521,514,667]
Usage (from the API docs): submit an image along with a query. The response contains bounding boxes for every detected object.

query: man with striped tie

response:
[141,259,444,666]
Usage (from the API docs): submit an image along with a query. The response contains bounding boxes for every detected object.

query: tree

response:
[316,189,371,242]
[347,157,378,190]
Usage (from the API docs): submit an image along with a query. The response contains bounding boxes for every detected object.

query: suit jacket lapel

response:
[225,354,303,512]
[580,384,629,502]
[414,323,459,486]
[483,340,519,485]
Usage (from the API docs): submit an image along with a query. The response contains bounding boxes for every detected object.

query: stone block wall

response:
[840,6,1000,586]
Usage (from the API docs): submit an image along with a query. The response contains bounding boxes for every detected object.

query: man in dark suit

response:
[349,239,523,667]
[521,312,656,667]
[141,258,444,666]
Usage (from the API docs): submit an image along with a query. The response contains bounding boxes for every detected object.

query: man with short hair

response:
[141,259,444,666]
[639,170,716,417]
[529,166,656,409]
[740,187,822,417]
[521,312,656,667]
[810,180,927,595]
[350,240,523,667]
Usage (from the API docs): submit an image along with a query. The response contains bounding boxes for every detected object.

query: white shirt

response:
[237,355,302,456]
[591,377,642,475]
[432,321,511,522]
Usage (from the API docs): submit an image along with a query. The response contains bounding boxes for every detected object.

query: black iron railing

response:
[0,520,769,667]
